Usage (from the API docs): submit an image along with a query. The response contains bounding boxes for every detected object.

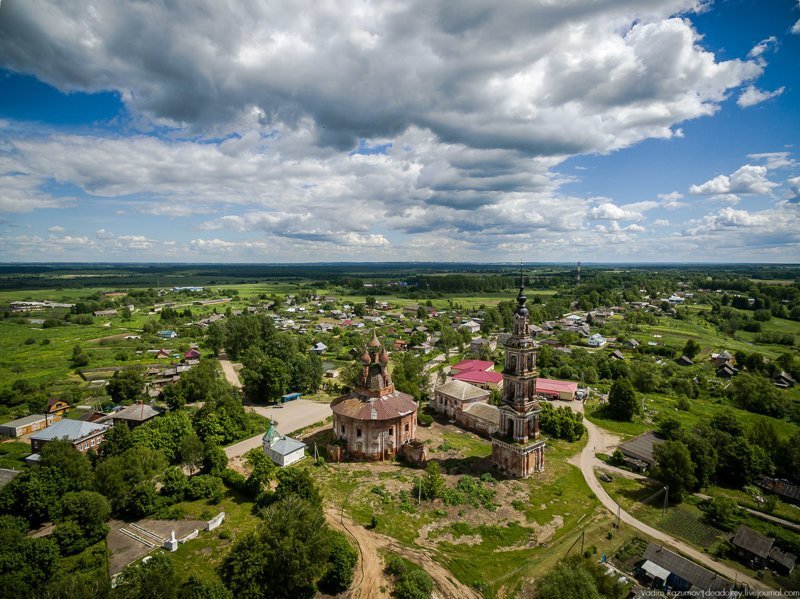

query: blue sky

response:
[0,0,798,263]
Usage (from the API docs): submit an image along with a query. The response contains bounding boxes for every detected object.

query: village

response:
[0,265,799,597]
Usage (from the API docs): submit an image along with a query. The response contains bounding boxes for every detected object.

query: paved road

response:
[224,399,332,459]
[578,414,772,593]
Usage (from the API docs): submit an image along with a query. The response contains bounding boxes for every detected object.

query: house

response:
[0,414,50,438]
[29,419,109,455]
[469,338,496,355]
[459,402,501,436]
[452,369,503,390]
[610,349,625,361]
[393,339,408,351]
[451,360,495,376]
[757,476,800,504]
[0,469,20,490]
[774,371,796,389]
[731,525,796,574]
[626,339,640,349]
[156,348,171,359]
[460,320,481,334]
[45,398,71,419]
[617,431,664,472]
[710,350,733,367]
[109,401,162,429]
[158,330,178,339]
[535,378,579,401]
[93,309,118,317]
[310,342,328,355]
[263,425,306,467]
[588,333,607,348]
[677,355,694,366]
[716,363,738,379]
[640,543,734,595]
[432,379,490,420]
[184,348,201,360]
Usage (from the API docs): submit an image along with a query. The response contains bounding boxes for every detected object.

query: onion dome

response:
[368,330,381,348]
[379,348,389,364]
[360,350,371,363]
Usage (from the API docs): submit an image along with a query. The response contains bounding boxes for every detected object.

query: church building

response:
[331,332,419,461]
[491,281,546,478]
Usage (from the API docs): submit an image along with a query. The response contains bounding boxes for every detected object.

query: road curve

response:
[579,416,772,593]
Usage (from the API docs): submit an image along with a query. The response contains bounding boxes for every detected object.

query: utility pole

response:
[616,503,621,529]
[662,486,669,517]
[580,529,585,555]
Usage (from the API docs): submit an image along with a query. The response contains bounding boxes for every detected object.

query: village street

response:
[224,399,332,459]
[558,400,772,593]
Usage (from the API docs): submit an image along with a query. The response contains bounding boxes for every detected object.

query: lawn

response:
[0,441,30,468]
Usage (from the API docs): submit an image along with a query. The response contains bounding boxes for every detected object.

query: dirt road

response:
[325,507,480,599]
[576,413,772,593]
[218,357,242,388]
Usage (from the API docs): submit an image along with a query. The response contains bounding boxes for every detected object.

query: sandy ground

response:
[107,517,205,575]
[218,357,242,389]
[224,399,332,459]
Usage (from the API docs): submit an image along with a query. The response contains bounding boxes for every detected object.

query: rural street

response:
[218,357,242,388]
[224,399,332,459]
[570,402,772,593]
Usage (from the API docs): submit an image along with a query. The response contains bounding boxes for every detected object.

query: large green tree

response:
[652,440,697,503]
[219,496,331,599]
[607,377,638,421]
[107,367,146,404]
[241,348,290,403]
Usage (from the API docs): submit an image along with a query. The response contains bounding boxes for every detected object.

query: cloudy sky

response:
[0,0,798,263]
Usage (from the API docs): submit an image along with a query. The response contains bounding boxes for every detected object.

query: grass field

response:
[0,441,30,468]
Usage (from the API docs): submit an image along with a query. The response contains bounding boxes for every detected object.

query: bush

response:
[186,475,225,503]
[318,529,358,594]
[417,412,433,427]
[395,569,433,599]
[24,337,36,345]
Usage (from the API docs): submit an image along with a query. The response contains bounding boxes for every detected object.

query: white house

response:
[263,425,306,467]
[460,320,481,334]
[588,333,607,348]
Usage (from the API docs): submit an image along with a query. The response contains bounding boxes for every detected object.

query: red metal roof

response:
[451,359,495,373]
[535,378,578,394]
[453,370,503,384]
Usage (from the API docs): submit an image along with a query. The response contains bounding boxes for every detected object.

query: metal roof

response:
[462,402,500,426]
[0,414,47,428]
[111,403,162,422]
[30,419,108,442]
[268,436,306,456]
[732,525,773,559]
[641,560,670,581]
[331,390,417,421]
[643,543,733,593]
[618,431,664,466]
[435,379,489,401]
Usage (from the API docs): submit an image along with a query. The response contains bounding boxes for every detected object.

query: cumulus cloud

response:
[747,152,796,170]
[47,225,64,233]
[689,164,778,196]
[789,176,800,199]
[653,219,670,226]
[747,36,777,59]
[587,200,656,221]
[737,85,785,108]
[657,191,687,209]
[792,19,800,35]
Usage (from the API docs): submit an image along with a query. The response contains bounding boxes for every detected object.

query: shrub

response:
[417,412,433,427]
[186,475,225,503]
[318,529,358,594]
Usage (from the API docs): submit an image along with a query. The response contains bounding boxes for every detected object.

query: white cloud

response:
[95,229,114,239]
[747,151,796,170]
[747,36,777,59]
[47,225,65,233]
[791,19,800,35]
[689,164,778,196]
[788,176,800,198]
[737,85,785,108]
[587,201,655,221]
[653,219,670,226]
[657,191,687,209]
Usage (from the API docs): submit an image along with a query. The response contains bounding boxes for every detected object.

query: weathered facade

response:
[331,333,418,461]
[491,281,545,478]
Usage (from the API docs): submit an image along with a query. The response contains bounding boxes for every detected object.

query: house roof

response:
[0,414,47,428]
[46,398,69,410]
[436,379,489,401]
[618,431,664,466]
[331,391,418,422]
[462,402,500,426]
[640,559,670,581]
[30,419,108,442]
[266,435,306,456]
[643,543,733,593]
[535,378,578,394]
[758,476,800,501]
[732,525,773,559]
[0,468,20,489]
[451,359,495,372]
[111,403,162,422]
[769,546,797,571]
[453,370,503,385]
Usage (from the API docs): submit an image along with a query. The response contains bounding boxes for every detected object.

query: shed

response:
[642,543,734,595]
[0,414,50,438]
[281,392,301,403]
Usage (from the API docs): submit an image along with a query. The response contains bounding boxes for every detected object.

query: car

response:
[599,472,613,483]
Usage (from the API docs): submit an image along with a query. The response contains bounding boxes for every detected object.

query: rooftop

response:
[643,543,733,593]
[451,359,495,373]
[111,403,162,422]
[331,390,418,421]
[1,413,47,428]
[435,379,490,401]
[535,378,578,394]
[462,402,500,426]
[732,525,773,559]
[618,431,664,466]
[453,370,503,385]
[30,419,108,442]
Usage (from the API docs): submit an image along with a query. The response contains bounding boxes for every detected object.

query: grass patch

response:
[0,441,31,468]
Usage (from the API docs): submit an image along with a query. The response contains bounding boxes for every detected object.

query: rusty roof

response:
[331,390,418,421]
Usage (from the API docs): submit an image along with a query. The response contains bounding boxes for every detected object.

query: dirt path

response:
[218,357,242,388]
[325,508,481,599]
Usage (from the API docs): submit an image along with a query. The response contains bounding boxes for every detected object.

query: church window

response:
[404,423,409,432]
[357,428,362,438]
[389,428,394,436]
[341,425,345,435]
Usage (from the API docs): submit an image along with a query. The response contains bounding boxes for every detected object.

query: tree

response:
[219,496,331,599]
[180,434,205,474]
[416,462,445,500]
[702,496,741,531]
[391,351,429,401]
[531,557,602,599]
[607,377,638,421]
[0,516,60,593]
[95,446,167,517]
[114,552,179,599]
[71,344,90,368]
[682,339,701,360]
[730,373,788,418]
[203,440,229,475]
[273,467,322,507]
[179,575,232,599]
[656,415,683,441]
[317,529,358,594]
[99,420,134,459]
[652,440,697,503]
[684,432,718,490]
[241,348,290,403]
[107,368,145,403]
[132,410,194,463]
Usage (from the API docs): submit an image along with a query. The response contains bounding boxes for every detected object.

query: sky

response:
[0,0,798,264]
